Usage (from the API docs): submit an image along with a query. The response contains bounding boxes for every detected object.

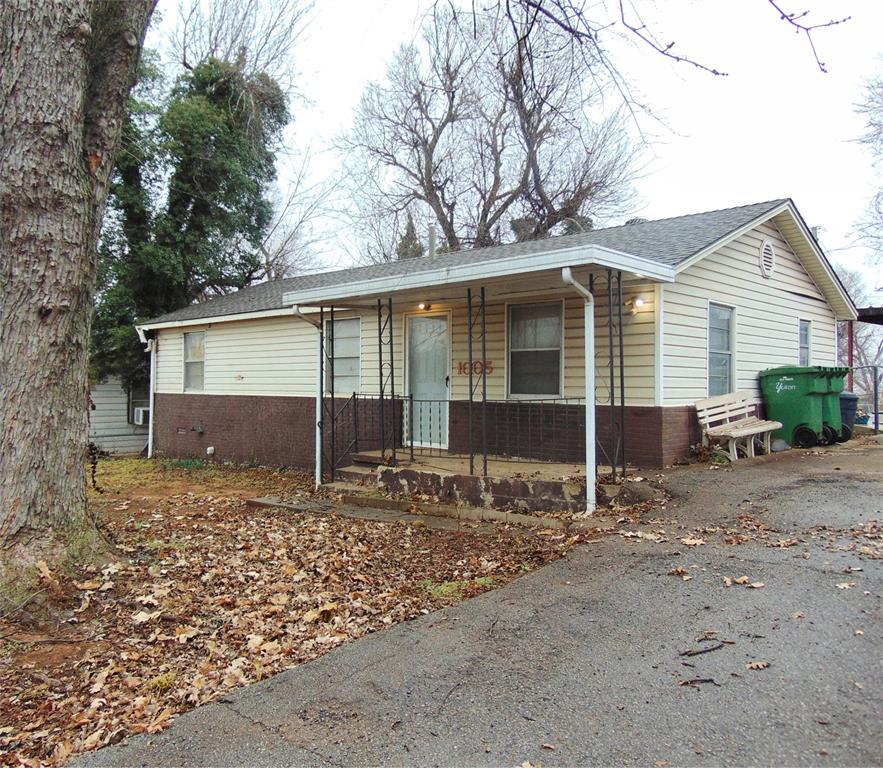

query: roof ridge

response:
[141,198,793,326]
[267,198,792,286]
[585,198,789,233]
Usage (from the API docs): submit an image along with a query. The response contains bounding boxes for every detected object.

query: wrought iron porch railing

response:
[322,393,590,479]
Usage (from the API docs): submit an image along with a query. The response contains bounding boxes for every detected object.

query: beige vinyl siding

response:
[663,221,837,405]
[89,377,148,454]
[155,316,319,396]
[590,281,657,406]
[156,330,184,392]
[153,279,658,405]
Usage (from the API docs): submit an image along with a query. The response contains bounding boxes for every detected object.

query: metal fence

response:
[853,365,881,433]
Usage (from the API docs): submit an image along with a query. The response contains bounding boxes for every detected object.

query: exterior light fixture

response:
[626,296,645,315]
[418,302,432,311]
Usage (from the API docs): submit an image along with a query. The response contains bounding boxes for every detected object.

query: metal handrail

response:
[336,394,629,470]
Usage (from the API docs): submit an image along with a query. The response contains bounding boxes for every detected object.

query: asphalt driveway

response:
[81,441,882,767]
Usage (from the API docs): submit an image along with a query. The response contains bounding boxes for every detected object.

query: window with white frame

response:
[708,304,734,397]
[183,332,205,391]
[325,318,361,394]
[508,302,562,397]
[799,319,811,366]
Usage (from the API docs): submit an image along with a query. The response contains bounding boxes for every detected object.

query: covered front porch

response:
[283,247,675,514]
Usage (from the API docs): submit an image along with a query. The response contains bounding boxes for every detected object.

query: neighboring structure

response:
[136,199,856,509]
[89,376,149,455]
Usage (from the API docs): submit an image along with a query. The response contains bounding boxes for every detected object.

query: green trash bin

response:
[759,366,828,448]
[818,366,850,443]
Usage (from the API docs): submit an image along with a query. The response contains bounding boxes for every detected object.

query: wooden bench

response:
[694,390,783,461]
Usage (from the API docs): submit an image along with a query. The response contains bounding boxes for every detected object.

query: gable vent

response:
[759,239,775,278]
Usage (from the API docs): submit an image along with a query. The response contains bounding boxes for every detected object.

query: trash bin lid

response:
[759,365,818,377]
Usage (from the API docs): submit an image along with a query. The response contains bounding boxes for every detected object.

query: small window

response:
[184,332,205,391]
[325,318,361,394]
[508,302,562,397]
[127,384,149,424]
[799,320,811,366]
[708,304,734,397]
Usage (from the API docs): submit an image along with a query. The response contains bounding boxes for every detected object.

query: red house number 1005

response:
[456,360,494,375]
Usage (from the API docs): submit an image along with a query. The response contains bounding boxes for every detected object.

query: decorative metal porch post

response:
[617,271,626,478]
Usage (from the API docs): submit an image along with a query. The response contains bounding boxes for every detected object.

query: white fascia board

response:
[136,306,317,332]
[281,245,674,306]
[778,203,858,320]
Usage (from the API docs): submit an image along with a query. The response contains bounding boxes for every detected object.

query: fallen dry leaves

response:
[667,567,692,582]
[0,459,582,766]
[723,576,765,589]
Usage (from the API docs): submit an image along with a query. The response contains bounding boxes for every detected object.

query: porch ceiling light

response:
[626,296,645,315]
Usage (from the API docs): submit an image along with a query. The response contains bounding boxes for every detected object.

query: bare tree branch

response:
[171,0,311,93]
[340,6,637,263]
[857,72,883,266]
[766,0,851,74]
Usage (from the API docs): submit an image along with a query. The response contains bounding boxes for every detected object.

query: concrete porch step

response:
[335,465,376,484]
[350,452,386,467]
[322,482,592,531]
[324,480,375,495]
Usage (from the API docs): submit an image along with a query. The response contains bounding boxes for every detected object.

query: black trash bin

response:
[839,392,859,441]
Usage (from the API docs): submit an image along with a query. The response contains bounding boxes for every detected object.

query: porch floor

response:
[348,449,589,481]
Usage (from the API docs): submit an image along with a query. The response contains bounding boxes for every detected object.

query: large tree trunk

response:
[0,0,155,549]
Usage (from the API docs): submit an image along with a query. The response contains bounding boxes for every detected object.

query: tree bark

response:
[0,0,155,545]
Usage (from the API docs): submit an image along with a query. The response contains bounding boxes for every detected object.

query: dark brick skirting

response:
[661,405,702,466]
[326,396,404,469]
[154,393,700,470]
[449,400,698,468]
[154,393,404,470]
[154,393,317,468]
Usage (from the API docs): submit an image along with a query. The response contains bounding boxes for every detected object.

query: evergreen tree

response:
[395,213,425,260]
[92,56,289,390]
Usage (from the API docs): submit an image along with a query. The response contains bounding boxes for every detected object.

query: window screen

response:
[708,304,733,397]
[325,318,361,394]
[799,320,811,366]
[184,332,205,391]
[508,303,562,396]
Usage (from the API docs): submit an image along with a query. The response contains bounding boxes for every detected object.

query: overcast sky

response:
[155,0,883,292]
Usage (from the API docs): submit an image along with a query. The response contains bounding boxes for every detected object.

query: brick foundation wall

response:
[154,393,403,470]
[448,401,692,468]
[154,393,316,468]
[661,405,702,466]
[448,400,586,462]
[155,393,699,470]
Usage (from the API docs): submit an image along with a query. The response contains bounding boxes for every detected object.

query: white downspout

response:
[146,337,157,458]
[293,305,323,489]
[561,267,596,515]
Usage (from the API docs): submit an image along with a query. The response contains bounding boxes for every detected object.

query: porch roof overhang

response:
[281,245,674,308]
[858,306,883,326]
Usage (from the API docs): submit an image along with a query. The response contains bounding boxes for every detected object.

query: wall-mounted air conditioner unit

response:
[133,407,150,426]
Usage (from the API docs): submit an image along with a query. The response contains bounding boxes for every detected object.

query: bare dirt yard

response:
[0,458,586,766]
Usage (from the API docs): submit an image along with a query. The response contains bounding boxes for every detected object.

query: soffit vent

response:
[759,239,776,278]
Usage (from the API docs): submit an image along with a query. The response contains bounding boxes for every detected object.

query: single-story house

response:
[136,199,856,512]
[89,376,149,455]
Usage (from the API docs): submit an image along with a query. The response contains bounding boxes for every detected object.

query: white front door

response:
[407,314,449,447]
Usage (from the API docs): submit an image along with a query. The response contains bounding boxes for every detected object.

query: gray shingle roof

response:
[143,199,788,326]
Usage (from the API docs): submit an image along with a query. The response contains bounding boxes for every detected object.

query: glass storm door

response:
[407,315,449,447]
